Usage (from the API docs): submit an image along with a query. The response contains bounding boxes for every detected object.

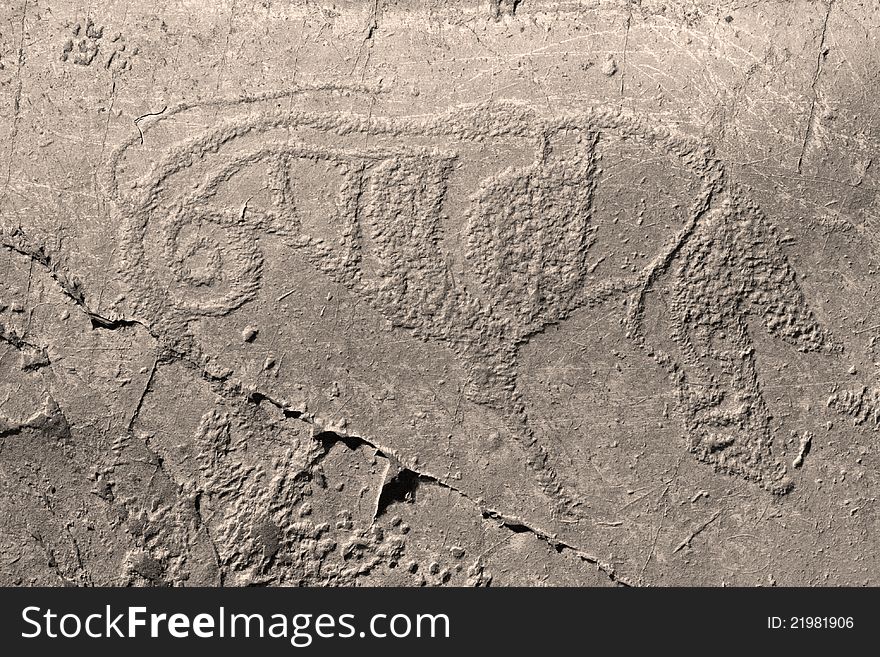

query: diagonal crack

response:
[4,226,634,587]
[351,0,380,79]
[208,362,638,586]
[620,0,636,95]
[796,0,834,174]
[1,229,150,332]
[0,323,40,351]
[480,509,635,586]
[244,390,634,585]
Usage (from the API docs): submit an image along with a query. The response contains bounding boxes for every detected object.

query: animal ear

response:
[735,203,836,354]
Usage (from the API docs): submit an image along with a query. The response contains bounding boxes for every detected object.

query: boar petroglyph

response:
[105,86,838,517]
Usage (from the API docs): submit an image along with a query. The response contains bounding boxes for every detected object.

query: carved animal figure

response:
[106,88,836,515]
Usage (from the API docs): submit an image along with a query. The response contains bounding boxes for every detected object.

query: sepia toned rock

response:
[1,0,878,587]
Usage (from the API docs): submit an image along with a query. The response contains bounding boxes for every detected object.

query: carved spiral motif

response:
[160,205,264,316]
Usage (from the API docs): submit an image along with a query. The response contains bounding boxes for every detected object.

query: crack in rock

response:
[244,389,631,585]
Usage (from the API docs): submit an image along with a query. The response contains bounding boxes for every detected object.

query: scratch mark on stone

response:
[1,0,28,210]
[796,0,834,174]
[620,0,635,95]
[673,509,722,553]
[126,352,158,431]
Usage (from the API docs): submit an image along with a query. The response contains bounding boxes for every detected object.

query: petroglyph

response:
[105,87,836,512]
[829,386,880,427]
[5,0,880,588]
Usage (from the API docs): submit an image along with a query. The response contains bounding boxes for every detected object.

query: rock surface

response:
[0,0,878,586]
